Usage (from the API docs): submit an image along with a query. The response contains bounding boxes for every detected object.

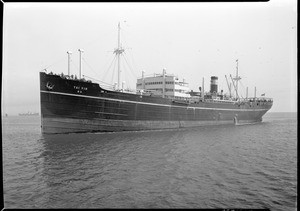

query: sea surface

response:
[2,112,297,210]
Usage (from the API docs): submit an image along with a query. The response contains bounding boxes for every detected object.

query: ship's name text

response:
[73,86,88,93]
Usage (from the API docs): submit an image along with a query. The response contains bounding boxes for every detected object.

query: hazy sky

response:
[2,1,297,115]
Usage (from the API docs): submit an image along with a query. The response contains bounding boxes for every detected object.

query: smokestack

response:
[210,76,218,93]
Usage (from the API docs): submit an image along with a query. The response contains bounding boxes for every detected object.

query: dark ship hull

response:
[40,72,272,134]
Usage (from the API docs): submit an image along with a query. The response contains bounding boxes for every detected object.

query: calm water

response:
[2,112,297,210]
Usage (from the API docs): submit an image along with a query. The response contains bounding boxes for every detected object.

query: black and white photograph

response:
[2,1,297,210]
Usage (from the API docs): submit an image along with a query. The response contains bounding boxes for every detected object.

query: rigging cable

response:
[82,74,114,87]
[102,54,117,82]
[110,56,117,86]
[127,49,138,73]
[70,61,80,77]
[122,57,134,91]
[239,80,247,99]
[98,51,115,78]
[121,53,138,81]
[82,57,99,77]
[42,56,65,72]
[122,60,128,90]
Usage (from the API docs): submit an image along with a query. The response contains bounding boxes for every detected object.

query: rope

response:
[82,74,114,86]
[239,80,246,99]
[102,54,117,82]
[122,60,128,89]
[98,52,115,78]
[42,56,65,71]
[82,57,99,77]
[121,53,137,80]
[127,48,138,73]
[110,56,117,85]
[70,62,79,75]
[121,57,135,90]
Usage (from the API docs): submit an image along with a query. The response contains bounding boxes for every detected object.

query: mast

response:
[114,22,125,90]
[67,51,72,76]
[142,70,145,90]
[232,59,241,99]
[225,75,231,98]
[162,68,166,98]
[202,77,204,100]
[78,49,84,79]
[230,74,239,100]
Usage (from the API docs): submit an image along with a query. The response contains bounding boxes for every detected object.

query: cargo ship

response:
[40,23,273,134]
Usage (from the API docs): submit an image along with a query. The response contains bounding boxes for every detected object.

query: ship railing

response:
[202,96,273,104]
[137,73,176,79]
[246,97,273,102]
[99,84,115,91]
[207,99,236,104]
[47,72,94,83]
[118,89,137,94]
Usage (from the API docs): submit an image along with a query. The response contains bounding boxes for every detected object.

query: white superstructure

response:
[136,69,190,99]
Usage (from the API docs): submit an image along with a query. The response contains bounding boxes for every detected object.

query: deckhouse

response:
[136,69,190,99]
